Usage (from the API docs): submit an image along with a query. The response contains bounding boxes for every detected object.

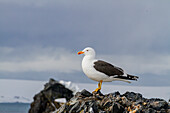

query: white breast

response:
[82,56,108,82]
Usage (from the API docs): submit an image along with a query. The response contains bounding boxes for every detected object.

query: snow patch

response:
[59,80,79,94]
[55,98,67,103]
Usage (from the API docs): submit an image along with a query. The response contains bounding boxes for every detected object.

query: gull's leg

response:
[92,80,103,93]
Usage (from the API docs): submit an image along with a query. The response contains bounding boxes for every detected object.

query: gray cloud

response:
[1,0,170,55]
[1,46,170,74]
[0,46,170,86]
[0,47,81,73]
[99,54,170,75]
[0,0,170,86]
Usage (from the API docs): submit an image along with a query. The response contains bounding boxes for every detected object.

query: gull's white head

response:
[77,47,96,57]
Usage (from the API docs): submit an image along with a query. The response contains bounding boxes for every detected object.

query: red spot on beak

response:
[77,51,84,55]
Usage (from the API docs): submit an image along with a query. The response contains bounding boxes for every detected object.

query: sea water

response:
[0,103,30,113]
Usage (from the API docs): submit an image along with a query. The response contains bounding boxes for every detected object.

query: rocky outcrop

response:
[56,89,170,113]
[29,79,170,113]
[29,78,73,113]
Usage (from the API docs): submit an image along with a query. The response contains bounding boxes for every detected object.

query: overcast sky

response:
[0,0,170,86]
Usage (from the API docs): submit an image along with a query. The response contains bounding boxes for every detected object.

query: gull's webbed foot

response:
[92,88,101,93]
[92,80,103,93]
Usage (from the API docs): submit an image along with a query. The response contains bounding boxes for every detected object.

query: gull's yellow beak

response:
[77,51,84,55]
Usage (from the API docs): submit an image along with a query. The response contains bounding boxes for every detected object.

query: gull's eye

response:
[86,50,89,51]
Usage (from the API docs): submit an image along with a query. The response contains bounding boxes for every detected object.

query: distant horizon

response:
[0,79,170,103]
[0,74,169,87]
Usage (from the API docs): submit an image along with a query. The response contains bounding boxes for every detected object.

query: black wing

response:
[93,60,124,76]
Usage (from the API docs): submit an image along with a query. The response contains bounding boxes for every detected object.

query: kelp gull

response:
[77,47,139,93]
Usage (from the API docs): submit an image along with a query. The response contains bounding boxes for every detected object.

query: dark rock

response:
[44,78,73,101]
[110,91,121,97]
[69,101,81,113]
[111,102,125,113]
[167,109,170,113]
[80,89,92,97]
[30,79,170,113]
[87,101,99,113]
[123,91,142,102]
[55,90,169,113]
[143,108,157,113]
[121,96,131,107]
[148,99,168,111]
[29,78,73,113]
[76,101,86,112]
[99,111,107,113]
